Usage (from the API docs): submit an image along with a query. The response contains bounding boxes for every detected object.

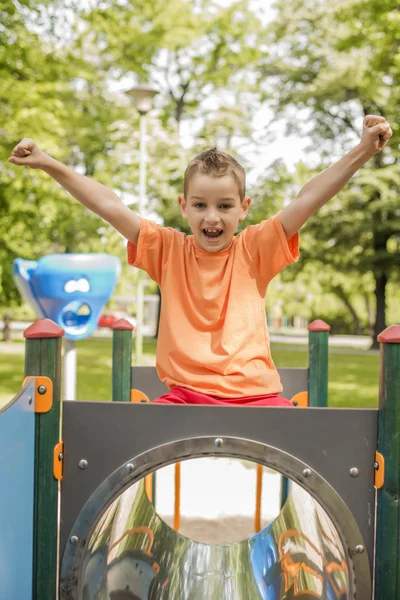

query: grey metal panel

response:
[131,366,168,400]
[0,380,35,600]
[277,367,308,398]
[60,402,377,569]
[130,366,308,401]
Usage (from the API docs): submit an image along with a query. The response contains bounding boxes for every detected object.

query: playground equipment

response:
[13,254,121,399]
[1,318,399,599]
[123,319,327,527]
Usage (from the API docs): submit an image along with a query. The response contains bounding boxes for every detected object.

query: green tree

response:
[77,0,264,209]
[0,1,140,306]
[255,0,400,344]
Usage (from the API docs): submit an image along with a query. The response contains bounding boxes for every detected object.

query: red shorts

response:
[153,386,293,407]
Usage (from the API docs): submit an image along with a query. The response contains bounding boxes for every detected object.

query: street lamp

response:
[126,85,158,365]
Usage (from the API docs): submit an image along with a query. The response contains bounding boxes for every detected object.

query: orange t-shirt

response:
[127,215,299,398]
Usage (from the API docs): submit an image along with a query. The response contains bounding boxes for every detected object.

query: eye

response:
[194,203,206,209]
[220,204,233,210]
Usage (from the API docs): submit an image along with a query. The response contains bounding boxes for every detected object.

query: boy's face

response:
[179,173,251,252]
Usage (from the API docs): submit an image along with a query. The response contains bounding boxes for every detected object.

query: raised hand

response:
[361,115,393,156]
[8,138,46,169]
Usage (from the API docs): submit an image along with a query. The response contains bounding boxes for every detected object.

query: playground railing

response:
[1,317,399,599]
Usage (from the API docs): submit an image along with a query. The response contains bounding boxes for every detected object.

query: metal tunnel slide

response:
[75,478,349,599]
[59,402,375,599]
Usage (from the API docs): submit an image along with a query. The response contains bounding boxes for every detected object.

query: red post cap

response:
[308,319,331,332]
[113,318,134,331]
[24,318,64,339]
[377,324,400,344]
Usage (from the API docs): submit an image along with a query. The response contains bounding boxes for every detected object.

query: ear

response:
[239,196,251,221]
[178,195,188,219]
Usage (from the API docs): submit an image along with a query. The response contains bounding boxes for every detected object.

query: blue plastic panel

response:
[13,254,121,340]
[0,380,35,600]
[13,259,45,318]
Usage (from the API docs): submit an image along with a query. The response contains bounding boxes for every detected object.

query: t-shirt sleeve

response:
[127,218,177,285]
[242,213,300,283]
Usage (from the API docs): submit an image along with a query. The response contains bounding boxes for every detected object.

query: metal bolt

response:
[350,467,359,478]
[28,396,33,405]
[38,385,47,395]
[125,463,135,473]
[58,452,64,461]
[70,536,79,545]
[214,438,223,448]
[374,461,379,470]
[303,468,312,478]
[79,459,88,470]
[355,544,364,554]
[292,401,298,407]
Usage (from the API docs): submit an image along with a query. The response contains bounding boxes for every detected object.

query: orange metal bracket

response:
[23,376,53,413]
[130,389,150,403]
[255,464,263,532]
[291,391,308,408]
[374,452,385,489]
[145,475,153,501]
[132,389,153,503]
[53,441,64,480]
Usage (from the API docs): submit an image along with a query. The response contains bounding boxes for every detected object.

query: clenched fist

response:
[361,115,393,156]
[8,138,46,169]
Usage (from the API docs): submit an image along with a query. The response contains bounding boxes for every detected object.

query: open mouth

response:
[202,228,223,241]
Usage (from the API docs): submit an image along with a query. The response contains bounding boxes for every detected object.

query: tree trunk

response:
[372,272,387,348]
[331,284,363,334]
[2,313,11,342]
[364,293,374,337]
[368,150,388,348]
[174,81,190,125]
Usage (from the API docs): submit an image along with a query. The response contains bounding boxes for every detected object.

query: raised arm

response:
[8,138,142,244]
[280,115,393,239]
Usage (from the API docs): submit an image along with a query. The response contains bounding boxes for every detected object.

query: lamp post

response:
[126,85,158,364]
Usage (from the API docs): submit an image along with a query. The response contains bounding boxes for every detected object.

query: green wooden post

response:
[280,320,329,507]
[24,318,63,600]
[112,319,157,505]
[112,319,133,402]
[308,319,330,407]
[374,325,400,599]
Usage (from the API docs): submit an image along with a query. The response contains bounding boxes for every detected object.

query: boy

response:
[8,115,392,405]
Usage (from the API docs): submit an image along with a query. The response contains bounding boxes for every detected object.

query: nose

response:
[205,207,219,224]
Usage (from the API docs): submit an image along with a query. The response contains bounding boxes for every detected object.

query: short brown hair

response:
[184,148,246,200]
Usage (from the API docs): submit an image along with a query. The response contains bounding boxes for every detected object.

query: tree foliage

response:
[0,0,398,342]
[252,0,400,342]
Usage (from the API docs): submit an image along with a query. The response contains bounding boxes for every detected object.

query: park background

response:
[0,0,399,408]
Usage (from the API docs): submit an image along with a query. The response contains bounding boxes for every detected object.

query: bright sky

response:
[106,0,318,210]
[204,0,319,180]
[178,106,316,183]
[109,0,319,187]
[37,0,319,184]
[29,0,322,200]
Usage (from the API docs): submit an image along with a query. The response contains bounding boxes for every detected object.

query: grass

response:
[271,344,379,408]
[0,338,379,409]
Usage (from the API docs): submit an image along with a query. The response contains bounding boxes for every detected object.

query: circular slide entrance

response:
[60,436,371,599]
